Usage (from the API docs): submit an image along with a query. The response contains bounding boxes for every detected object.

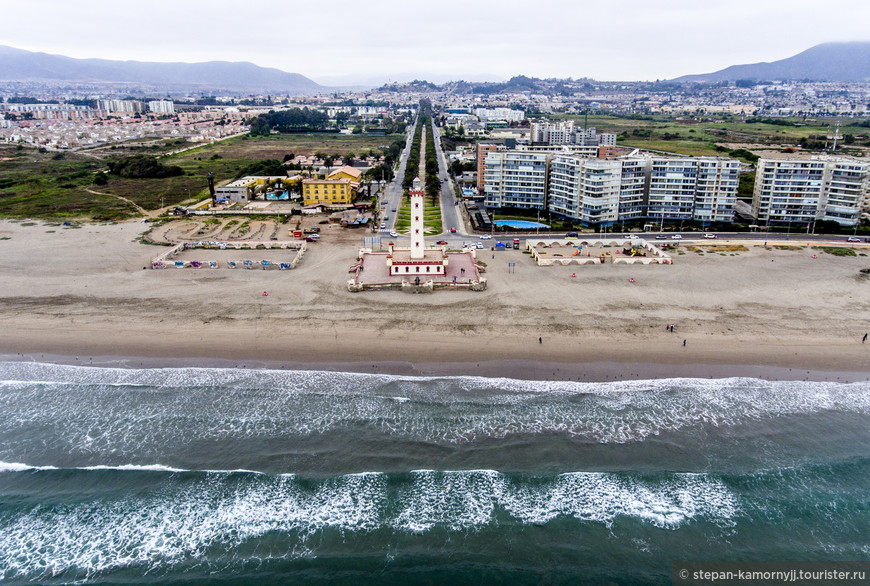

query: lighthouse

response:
[410,177,425,259]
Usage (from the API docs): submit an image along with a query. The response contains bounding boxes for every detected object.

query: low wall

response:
[151,240,307,270]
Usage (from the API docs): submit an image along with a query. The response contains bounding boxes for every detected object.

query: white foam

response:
[0,461,58,472]
[2,362,868,461]
[0,468,738,580]
[80,464,186,473]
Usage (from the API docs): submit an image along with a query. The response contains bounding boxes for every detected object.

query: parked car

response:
[480,234,492,239]
[671,234,682,240]
[318,220,329,224]
[304,236,318,242]
[703,233,717,239]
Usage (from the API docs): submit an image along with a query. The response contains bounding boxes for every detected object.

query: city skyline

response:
[3,0,870,86]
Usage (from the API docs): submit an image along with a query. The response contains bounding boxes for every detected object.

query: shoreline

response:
[3,345,869,384]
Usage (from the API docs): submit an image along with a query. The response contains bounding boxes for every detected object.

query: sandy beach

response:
[2,219,869,381]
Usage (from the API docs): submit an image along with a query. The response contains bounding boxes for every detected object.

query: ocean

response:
[0,362,868,584]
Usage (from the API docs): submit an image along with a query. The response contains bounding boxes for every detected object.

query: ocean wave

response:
[0,461,59,472]
[0,469,736,580]
[1,362,868,463]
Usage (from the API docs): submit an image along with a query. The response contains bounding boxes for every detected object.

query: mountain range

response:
[2,42,870,94]
[672,42,870,83]
[0,45,326,94]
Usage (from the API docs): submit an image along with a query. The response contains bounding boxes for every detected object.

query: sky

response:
[3,0,870,86]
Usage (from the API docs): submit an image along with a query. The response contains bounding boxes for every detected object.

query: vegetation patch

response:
[816,247,857,257]
[699,245,748,252]
[108,155,183,179]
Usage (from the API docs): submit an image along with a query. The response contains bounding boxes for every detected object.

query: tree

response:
[343,152,355,166]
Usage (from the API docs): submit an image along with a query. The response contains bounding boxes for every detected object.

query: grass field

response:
[555,113,870,157]
[0,133,403,220]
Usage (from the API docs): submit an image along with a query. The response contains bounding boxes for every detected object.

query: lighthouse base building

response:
[349,179,486,293]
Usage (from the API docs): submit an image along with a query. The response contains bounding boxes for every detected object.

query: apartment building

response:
[483,151,550,210]
[476,142,503,193]
[549,156,620,225]
[618,157,648,222]
[147,100,175,114]
[646,157,738,224]
[97,100,146,115]
[530,121,617,147]
[693,158,740,223]
[753,155,868,227]
[484,151,739,226]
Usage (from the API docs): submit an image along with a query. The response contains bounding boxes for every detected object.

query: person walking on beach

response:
[682,339,687,347]
[864,333,868,343]
[539,337,542,344]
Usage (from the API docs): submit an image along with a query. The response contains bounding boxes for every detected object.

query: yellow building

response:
[302,178,354,206]
[328,165,363,183]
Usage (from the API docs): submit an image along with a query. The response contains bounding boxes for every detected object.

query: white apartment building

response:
[483,151,550,210]
[474,107,525,122]
[549,156,622,225]
[147,100,175,114]
[531,122,617,147]
[485,151,739,226]
[694,158,740,223]
[97,100,146,115]
[618,157,648,222]
[753,156,869,227]
[531,120,574,144]
[647,157,738,224]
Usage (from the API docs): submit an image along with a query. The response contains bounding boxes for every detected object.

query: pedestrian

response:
[539,337,542,344]
[683,339,687,347]
[864,333,868,343]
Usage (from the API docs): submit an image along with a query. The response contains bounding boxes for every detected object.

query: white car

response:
[626,234,639,240]
[475,242,484,249]
[479,234,492,239]
[380,222,386,230]
[847,236,861,242]
[703,233,717,239]
[671,234,682,240]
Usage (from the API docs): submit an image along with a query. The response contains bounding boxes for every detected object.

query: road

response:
[373,120,414,237]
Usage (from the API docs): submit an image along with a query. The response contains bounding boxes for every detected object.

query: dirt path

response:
[84,188,152,217]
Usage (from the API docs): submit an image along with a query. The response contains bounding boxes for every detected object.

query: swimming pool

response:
[493,220,550,229]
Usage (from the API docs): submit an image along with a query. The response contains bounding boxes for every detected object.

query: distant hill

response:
[0,45,326,94]
[673,42,870,83]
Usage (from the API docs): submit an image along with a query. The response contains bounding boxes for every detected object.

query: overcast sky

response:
[3,0,870,86]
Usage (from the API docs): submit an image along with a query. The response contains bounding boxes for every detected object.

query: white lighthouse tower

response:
[410,177,425,259]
